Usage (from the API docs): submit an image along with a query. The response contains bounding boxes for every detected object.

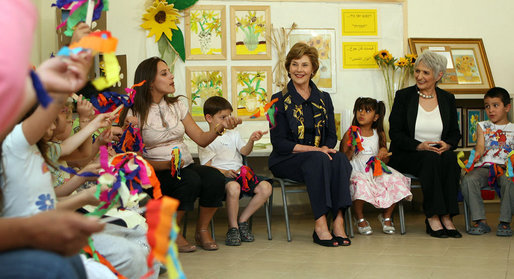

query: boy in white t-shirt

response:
[462,87,514,236]
[198,96,272,246]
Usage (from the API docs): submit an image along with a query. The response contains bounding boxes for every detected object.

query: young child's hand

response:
[37,51,93,94]
[89,113,113,130]
[249,130,268,142]
[83,185,109,206]
[98,129,113,146]
[76,95,94,120]
[223,169,239,178]
[221,116,242,130]
[79,162,101,181]
[376,148,390,161]
[111,126,123,142]
[70,22,91,44]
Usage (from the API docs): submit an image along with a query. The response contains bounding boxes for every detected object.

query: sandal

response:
[467,221,491,235]
[225,228,241,246]
[378,214,395,234]
[496,223,513,237]
[195,229,219,251]
[356,218,373,235]
[176,236,196,253]
[331,232,351,246]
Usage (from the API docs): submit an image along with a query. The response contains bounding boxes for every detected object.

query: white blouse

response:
[414,105,443,142]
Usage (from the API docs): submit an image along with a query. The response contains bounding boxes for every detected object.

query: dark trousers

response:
[155,164,225,211]
[390,150,460,217]
[270,151,352,219]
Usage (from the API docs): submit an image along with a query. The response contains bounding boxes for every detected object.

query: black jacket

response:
[388,85,461,154]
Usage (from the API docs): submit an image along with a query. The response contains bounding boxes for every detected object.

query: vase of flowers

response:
[373,50,417,111]
[235,11,266,51]
[190,10,222,54]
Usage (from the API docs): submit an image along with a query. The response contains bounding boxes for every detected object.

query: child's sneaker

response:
[496,222,513,237]
[238,221,255,242]
[225,228,241,246]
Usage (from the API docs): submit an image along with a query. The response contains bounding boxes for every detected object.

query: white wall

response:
[32,0,514,133]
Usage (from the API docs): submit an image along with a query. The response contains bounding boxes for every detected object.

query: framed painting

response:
[408,38,494,94]
[466,108,482,147]
[230,6,272,60]
[185,5,226,60]
[456,107,463,148]
[186,66,228,121]
[231,66,273,120]
[288,28,337,93]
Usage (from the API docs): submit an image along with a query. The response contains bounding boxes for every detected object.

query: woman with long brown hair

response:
[120,57,241,251]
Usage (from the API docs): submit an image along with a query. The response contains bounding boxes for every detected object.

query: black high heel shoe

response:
[440,221,462,238]
[312,231,338,247]
[425,219,448,238]
[331,232,351,246]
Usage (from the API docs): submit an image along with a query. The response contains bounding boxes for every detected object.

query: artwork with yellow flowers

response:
[231,66,272,120]
[186,66,228,121]
[288,29,337,93]
[230,6,271,60]
[466,108,481,147]
[409,38,494,94]
[185,5,226,60]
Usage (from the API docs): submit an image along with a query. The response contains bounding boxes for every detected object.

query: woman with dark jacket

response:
[388,50,462,238]
[269,43,353,247]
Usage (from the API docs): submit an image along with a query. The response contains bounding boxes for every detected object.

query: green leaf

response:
[168,28,186,62]
[158,36,177,73]
[166,0,198,10]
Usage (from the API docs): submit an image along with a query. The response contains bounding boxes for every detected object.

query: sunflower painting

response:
[288,29,337,93]
[185,5,226,60]
[231,66,272,120]
[452,49,482,85]
[230,6,271,60]
[186,66,227,121]
[141,0,180,43]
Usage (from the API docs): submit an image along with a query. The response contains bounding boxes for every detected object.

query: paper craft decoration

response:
[237,166,259,193]
[230,6,272,60]
[113,123,145,153]
[346,126,364,153]
[170,147,181,180]
[53,0,109,36]
[231,66,272,119]
[365,156,392,177]
[145,197,185,279]
[185,5,226,60]
[140,0,197,64]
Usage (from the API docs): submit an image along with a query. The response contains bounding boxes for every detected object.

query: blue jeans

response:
[0,249,86,279]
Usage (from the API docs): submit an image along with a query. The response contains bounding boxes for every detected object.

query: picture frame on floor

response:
[408,38,494,94]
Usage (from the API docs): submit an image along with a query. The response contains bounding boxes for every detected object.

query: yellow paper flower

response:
[141,0,180,42]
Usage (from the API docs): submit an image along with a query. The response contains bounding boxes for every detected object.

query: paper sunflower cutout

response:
[141,0,180,42]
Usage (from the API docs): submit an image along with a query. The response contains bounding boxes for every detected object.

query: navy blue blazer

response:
[388,85,461,155]
[268,80,337,168]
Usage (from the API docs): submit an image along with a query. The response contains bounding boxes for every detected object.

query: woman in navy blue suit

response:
[388,50,462,238]
[269,43,352,247]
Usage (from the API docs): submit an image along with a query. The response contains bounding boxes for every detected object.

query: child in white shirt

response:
[198,96,272,246]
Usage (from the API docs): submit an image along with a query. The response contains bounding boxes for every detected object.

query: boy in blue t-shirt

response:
[462,87,514,236]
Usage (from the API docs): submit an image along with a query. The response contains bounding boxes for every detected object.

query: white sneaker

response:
[356,218,373,235]
[378,214,395,234]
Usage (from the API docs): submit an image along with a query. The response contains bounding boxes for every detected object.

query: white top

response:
[129,98,194,167]
[414,105,443,142]
[198,130,246,171]
[475,121,514,166]
[1,124,56,217]
[350,129,379,173]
